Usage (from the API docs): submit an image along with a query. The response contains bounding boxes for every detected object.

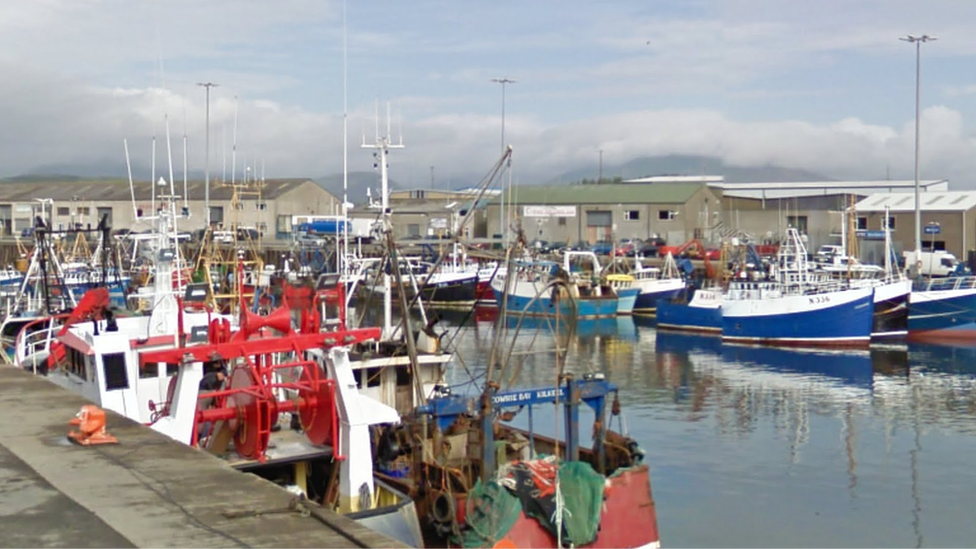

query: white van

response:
[903,250,960,277]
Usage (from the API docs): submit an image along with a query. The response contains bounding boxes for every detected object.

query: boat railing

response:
[15,316,66,372]
[918,275,976,292]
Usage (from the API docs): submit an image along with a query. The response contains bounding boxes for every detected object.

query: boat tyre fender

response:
[431,491,457,528]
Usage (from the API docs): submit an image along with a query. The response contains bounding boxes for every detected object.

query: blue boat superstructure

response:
[908,276,976,343]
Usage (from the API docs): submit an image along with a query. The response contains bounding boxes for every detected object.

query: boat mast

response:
[361,102,403,339]
[341,0,349,276]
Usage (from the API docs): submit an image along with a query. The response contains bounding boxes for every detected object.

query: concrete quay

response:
[0,365,407,548]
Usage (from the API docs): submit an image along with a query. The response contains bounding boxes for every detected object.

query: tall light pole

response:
[491,77,516,152]
[598,149,604,183]
[197,82,218,227]
[900,34,936,278]
[492,77,515,245]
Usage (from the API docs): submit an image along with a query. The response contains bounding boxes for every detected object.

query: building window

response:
[787,215,808,234]
[658,210,677,220]
[625,210,640,221]
[276,215,292,235]
[407,224,421,237]
[884,216,896,230]
[57,207,70,216]
[558,217,567,226]
[856,217,867,230]
[77,207,90,216]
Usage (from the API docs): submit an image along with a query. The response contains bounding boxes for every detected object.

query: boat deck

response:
[0,365,407,548]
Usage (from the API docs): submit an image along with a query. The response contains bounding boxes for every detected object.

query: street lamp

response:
[197,82,219,227]
[899,34,936,278]
[491,78,516,153]
[598,149,604,184]
[491,77,516,245]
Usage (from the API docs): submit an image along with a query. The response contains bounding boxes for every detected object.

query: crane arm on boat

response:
[137,327,380,367]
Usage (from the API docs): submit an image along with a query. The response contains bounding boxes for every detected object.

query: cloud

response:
[6,0,976,192]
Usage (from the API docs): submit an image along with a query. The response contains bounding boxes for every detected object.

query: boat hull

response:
[655,289,722,333]
[907,283,976,343]
[418,273,479,307]
[632,279,685,316]
[868,279,911,340]
[722,287,874,347]
[616,288,640,315]
[494,277,618,319]
[491,465,660,549]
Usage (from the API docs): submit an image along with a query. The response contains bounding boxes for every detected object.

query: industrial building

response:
[852,191,976,261]
[485,176,957,255]
[0,178,341,240]
[485,179,721,247]
[347,188,499,240]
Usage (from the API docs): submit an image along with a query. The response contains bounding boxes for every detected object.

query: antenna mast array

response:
[361,101,404,339]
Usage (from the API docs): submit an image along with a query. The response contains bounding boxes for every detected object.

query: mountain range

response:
[5,155,832,204]
[546,154,830,184]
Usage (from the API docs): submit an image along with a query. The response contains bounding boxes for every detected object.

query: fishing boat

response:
[362,256,480,308]
[816,204,911,341]
[722,229,875,347]
[630,253,686,316]
[39,251,425,547]
[906,276,976,343]
[0,216,125,365]
[491,251,618,319]
[655,285,723,334]
[604,274,640,315]
[373,312,660,548]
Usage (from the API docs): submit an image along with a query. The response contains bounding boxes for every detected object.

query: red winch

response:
[139,302,380,462]
[195,358,339,461]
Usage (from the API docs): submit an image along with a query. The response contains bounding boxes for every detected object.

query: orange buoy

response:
[67,405,118,446]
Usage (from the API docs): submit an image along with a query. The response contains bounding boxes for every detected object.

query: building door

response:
[586,210,612,243]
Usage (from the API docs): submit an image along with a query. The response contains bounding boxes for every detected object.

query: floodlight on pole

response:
[899,34,936,278]
[197,82,219,227]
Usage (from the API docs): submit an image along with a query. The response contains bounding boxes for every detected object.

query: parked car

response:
[590,240,614,255]
[637,237,666,258]
[614,239,637,256]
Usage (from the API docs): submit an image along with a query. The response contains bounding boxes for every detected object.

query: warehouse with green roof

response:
[485,180,721,247]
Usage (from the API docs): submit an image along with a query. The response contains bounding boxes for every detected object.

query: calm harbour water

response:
[425,308,976,548]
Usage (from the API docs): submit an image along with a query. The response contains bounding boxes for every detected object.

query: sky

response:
[3,0,976,189]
